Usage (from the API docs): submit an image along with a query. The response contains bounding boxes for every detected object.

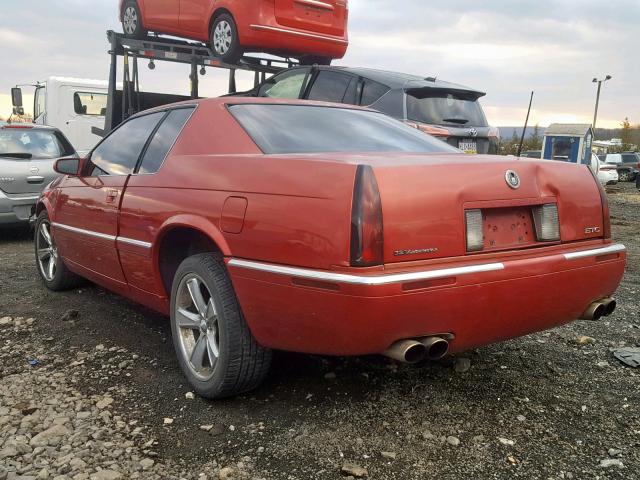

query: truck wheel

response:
[35,211,83,291]
[170,252,271,399]
[619,171,630,182]
[122,0,146,39]
[210,13,242,64]
[300,55,332,66]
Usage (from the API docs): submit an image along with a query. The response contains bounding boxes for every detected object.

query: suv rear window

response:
[229,104,460,155]
[406,89,488,127]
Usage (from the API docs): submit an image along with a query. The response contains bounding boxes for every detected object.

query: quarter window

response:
[307,71,353,103]
[360,80,390,106]
[138,108,194,174]
[86,112,164,176]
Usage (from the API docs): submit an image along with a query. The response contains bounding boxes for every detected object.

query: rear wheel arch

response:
[155,219,231,298]
[209,7,234,37]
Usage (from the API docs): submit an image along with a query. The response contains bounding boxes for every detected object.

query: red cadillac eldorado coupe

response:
[119,0,349,64]
[35,98,625,398]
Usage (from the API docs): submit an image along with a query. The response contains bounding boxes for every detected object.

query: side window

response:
[34,86,46,120]
[360,79,390,106]
[73,92,108,116]
[138,108,194,174]
[259,68,310,99]
[86,112,164,176]
[307,71,352,103]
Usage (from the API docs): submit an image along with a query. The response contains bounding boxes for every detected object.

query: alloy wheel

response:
[174,274,220,381]
[213,20,232,55]
[123,6,138,35]
[36,221,58,282]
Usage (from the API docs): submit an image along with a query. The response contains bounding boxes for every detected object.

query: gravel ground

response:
[1,182,638,480]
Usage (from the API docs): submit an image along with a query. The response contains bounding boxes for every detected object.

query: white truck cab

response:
[32,77,108,155]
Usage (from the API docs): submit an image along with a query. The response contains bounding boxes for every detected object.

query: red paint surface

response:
[41,97,625,356]
[119,0,349,60]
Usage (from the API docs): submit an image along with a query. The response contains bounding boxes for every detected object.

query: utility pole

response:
[592,75,612,132]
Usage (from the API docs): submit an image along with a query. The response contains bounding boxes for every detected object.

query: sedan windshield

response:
[0,129,65,159]
[405,90,488,127]
[229,104,461,155]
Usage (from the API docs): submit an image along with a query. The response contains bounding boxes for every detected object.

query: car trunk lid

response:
[274,0,347,36]
[368,154,605,264]
[0,157,57,194]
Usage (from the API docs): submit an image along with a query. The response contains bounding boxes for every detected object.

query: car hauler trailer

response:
[94,30,294,137]
[10,30,294,151]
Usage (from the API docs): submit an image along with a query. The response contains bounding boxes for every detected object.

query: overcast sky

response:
[0,0,638,127]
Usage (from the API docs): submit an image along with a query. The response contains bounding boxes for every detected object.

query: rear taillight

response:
[531,204,560,241]
[350,165,383,267]
[405,121,450,137]
[587,166,611,239]
[465,209,484,252]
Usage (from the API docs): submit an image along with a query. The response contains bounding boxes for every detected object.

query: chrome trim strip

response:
[294,0,334,10]
[563,243,626,260]
[51,222,116,242]
[117,236,152,249]
[249,24,348,44]
[228,259,505,286]
[52,222,152,248]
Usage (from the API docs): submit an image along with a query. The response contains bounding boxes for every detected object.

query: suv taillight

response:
[350,165,384,266]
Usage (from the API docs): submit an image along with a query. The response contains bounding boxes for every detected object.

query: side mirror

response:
[11,87,23,107]
[54,157,81,176]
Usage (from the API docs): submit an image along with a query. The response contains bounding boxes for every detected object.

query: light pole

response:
[592,75,612,131]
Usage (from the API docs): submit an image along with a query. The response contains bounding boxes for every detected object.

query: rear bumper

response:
[227,242,626,356]
[0,191,39,225]
[245,24,348,58]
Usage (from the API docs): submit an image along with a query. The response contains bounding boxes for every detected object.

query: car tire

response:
[619,171,631,182]
[170,252,271,399]
[34,211,83,291]
[299,55,332,66]
[122,0,146,39]
[210,13,242,64]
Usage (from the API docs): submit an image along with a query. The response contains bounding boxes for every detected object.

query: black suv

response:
[230,66,499,154]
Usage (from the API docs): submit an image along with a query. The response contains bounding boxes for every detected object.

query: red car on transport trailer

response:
[119,0,349,64]
[34,98,625,398]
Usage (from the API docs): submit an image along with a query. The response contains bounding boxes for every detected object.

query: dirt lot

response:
[1,183,638,480]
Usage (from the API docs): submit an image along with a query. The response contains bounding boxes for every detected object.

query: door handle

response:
[27,176,45,184]
[106,189,118,202]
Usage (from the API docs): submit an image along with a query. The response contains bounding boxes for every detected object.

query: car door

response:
[179,0,209,34]
[305,70,357,104]
[52,112,165,291]
[142,0,180,30]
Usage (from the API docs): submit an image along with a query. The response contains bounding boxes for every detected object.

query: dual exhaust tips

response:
[580,297,617,321]
[383,336,450,364]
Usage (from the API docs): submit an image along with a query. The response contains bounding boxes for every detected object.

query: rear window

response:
[0,129,70,159]
[406,89,488,127]
[229,104,460,155]
[621,153,639,164]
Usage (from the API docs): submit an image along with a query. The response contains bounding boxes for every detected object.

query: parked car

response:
[601,152,640,182]
[35,98,625,398]
[231,66,499,154]
[119,0,349,64]
[0,124,75,226]
[595,155,619,186]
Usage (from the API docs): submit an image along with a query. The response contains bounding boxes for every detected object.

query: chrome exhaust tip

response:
[581,302,605,321]
[383,339,427,364]
[600,298,617,317]
[419,336,450,360]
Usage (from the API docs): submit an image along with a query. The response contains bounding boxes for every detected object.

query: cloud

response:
[0,0,637,127]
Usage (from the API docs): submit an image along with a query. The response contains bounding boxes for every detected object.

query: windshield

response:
[230,104,461,155]
[406,90,488,127]
[0,129,65,159]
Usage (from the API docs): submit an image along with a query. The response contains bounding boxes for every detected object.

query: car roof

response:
[318,66,486,97]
